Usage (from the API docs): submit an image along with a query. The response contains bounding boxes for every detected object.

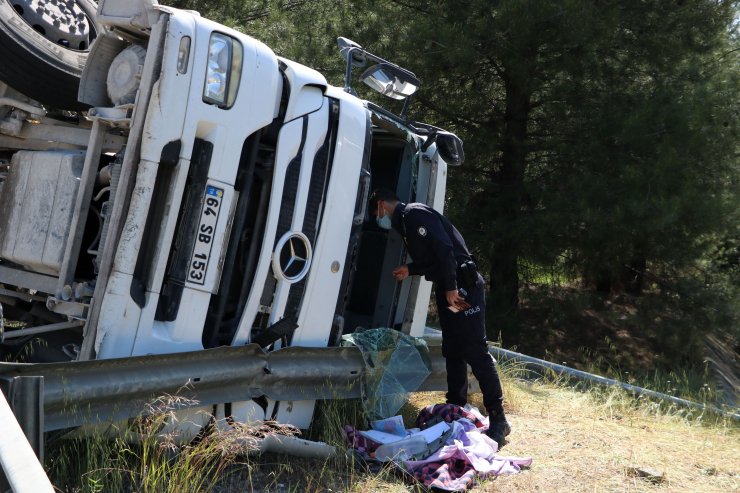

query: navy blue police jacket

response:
[390,202,473,292]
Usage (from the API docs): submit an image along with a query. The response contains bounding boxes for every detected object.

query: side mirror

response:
[419,130,464,166]
[360,63,419,100]
[436,132,465,166]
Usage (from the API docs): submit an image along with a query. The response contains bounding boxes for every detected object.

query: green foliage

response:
[306,398,366,445]
[46,429,129,492]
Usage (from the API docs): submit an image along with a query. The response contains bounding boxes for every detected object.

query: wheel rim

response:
[9,0,95,50]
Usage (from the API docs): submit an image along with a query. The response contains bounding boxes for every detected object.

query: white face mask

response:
[376,213,392,230]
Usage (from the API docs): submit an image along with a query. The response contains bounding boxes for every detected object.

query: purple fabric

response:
[415,403,487,430]
[343,425,380,457]
[405,436,532,491]
[346,403,532,491]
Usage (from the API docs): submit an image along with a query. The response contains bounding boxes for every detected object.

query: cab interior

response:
[342,121,424,334]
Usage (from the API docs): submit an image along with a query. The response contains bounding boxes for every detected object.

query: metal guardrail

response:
[2,336,735,435]
[424,327,739,420]
[486,345,740,420]
[0,343,448,432]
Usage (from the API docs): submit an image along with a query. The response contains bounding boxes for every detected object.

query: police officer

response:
[369,188,511,446]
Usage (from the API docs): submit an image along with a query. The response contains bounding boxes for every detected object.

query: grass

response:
[46,394,299,493]
[206,382,739,492]
[558,342,731,412]
[44,364,739,492]
[475,380,739,493]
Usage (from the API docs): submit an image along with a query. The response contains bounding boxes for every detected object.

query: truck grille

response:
[284,99,339,323]
[155,139,212,321]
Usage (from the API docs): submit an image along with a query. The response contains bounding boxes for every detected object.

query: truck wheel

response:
[0,0,99,110]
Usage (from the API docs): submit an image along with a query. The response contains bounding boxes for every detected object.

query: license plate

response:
[187,184,223,285]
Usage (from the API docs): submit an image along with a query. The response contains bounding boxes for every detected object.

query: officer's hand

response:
[392,265,409,281]
[446,289,463,307]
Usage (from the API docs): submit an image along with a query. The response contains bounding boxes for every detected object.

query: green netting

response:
[342,328,432,420]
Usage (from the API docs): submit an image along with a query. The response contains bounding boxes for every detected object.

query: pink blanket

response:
[346,403,532,491]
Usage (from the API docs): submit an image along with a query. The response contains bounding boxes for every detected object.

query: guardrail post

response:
[0,376,48,493]
[7,377,45,460]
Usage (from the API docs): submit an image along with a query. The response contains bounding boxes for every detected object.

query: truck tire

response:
[0,0,99,110]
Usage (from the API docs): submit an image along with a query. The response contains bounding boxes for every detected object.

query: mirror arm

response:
[401,94,413,120]
[344,47,359,94]
[421,130,437,152]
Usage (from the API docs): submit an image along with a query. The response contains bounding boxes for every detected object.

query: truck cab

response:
[0,0,463,428]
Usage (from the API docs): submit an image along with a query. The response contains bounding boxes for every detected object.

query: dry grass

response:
[404,380,739,493]
[213,379,738,492]
[48,380,738,492]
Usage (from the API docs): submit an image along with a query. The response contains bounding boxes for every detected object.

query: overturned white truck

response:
[0,0,463,428]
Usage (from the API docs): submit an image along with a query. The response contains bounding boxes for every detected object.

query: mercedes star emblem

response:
[272,231,312,283]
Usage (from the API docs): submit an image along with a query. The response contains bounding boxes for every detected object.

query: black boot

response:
[485,410,511,448]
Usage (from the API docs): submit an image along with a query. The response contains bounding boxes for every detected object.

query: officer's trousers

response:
[435,277,504,416]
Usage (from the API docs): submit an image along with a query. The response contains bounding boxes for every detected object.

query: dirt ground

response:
[472,383,739,493]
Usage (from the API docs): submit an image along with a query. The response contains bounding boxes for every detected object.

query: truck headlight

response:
[202,33,243,108]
